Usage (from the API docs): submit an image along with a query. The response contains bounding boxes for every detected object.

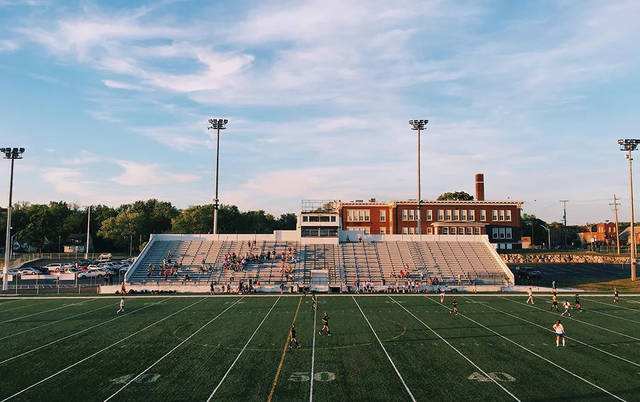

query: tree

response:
[172,205,215,234]
[98,209,142,254]
[437,191,474,201]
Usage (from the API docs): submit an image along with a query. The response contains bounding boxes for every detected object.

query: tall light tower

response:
[619,139,640,281]
[409,120,428,235]
[208,118,228,235]
[2,147,25,291]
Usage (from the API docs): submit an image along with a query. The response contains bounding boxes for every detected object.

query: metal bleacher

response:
[127,236,512,287]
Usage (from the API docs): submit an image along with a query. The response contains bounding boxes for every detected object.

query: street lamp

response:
[2,147,25,291]
[409,119,428,235]
[208,118,228,235]
[618,138,640,281]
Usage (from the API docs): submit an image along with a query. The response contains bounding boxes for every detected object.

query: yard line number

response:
[289,372,336,382]
[468,372,516,383]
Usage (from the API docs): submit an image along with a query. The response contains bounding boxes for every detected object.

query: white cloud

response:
[102,80,145,91]
[111,160,199,186]
[0,39,18,52]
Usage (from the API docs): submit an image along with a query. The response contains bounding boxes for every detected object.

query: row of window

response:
[302,215,337,223]
[400,209,512,222]
[400,226,483,235]
[491,227,513,240]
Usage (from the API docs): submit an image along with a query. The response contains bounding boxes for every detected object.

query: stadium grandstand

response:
[114,197,514,294]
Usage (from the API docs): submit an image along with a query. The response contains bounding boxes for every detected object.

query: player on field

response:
[561,300,572,317]
[574,294,582,312]
[526,287,534,304]
[449,297,459,316]
[552,320,566,347]
[613,287,620,303]
[319,312,331,336]
[289,324,301,349]
[439,288,445,304]
[116,297,125,314]
[551,294,559,311]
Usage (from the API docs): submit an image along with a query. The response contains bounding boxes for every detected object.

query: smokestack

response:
[475,173,485,201]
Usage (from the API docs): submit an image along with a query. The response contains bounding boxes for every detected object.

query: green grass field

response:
[0,294,639,401]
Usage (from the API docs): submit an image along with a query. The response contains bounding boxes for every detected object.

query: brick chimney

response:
[475,173,485,201]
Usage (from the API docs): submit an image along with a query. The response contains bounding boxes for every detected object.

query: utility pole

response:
[619,138,640,282]
[560,200,569,247]
[207,118,229,235]
[409,119,428,236]
[610,195,621,255]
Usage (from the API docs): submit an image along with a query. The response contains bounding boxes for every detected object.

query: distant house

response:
[619,226,640,246]
[578,222,617,246]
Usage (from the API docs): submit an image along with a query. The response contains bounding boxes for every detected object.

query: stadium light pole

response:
[2,147,25,291]
[84,205,91,260]
[208,118,228,235]
[619,138,640,282]
[409,120,428,236]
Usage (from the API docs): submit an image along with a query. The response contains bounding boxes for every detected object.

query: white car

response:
[77,268,109,279]
[44,263,63,272]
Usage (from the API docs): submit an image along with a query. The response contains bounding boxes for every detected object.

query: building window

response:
[408,209,415,221]
[379,210,386,222]
[402,227,409,234]
[506,227,512,239]
[466,227,472,235]
[331,216,336,222]
[492,227,499,239]
[453,210,459,221]
[499,227,506,239]
[426,210,433,221]
[480,210,486,221]
[469,210,475,221]
[474,227,481,235]
[506,210,512,221]
[498,210,505,221]
[303,216,309,222]
[492,210,498,221]
[427,227,433,234]
[445,210,451,221]
[461,209,467,221]
[379,227,386,235]
[409,227,415,234]
[402,209,408,221]
[443,227,449,235]
[347,226,370,234]
[437,209,444,221]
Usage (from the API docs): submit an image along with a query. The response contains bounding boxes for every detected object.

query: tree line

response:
[0,200,297,254]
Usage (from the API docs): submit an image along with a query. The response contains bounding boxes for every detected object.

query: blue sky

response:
[0,0,639,224]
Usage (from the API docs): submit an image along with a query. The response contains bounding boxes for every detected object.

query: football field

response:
[0,294,639,401]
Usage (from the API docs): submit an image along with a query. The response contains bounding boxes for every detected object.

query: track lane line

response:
[0,298,96,325]
[352,296,416,402]
[467,297,640,368]
[1,298,206,402]
[206,297,281,401]
[588,298,640,312]
[427,298,627,402]
[0,299,168,365]
[104,297,242,401]
[390,296,520,401]
[503,297,640,342]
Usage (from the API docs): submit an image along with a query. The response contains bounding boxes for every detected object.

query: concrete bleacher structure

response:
[124,233,514,290]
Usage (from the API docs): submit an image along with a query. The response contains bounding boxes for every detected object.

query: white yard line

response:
[309,300,317,402]
[0,302,44,315]
[588,298,640,312]
[207,297,281,401]
[471,298,640,368]
[1,298,205,402]
[427,298,627,402]
[104,297,242,401]
[352,296,416,402]
[503,297,640,342]
[390,297,520,401]
[0,298,89,324]
[0,303,113,342]
[0,299,167,365]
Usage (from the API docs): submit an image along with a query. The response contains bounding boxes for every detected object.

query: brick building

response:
[338,174,523,249]
[578,222,617,246]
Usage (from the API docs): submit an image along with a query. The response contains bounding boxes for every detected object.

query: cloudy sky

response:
[0,0,639,224]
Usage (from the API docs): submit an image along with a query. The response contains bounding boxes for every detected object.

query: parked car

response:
[97,253,112,262]
[43,263,63,273]
[18,267,41,276]
[77,268,109,279]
